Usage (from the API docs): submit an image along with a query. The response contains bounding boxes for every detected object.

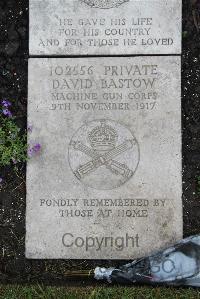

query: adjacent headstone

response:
[26,56,182,259]
[29,0,182,55]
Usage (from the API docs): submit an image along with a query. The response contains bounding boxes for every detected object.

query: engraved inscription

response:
[49,63,158,113]
[29,0,182,55]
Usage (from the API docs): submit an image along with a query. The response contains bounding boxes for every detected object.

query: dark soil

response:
[0,0,200,285]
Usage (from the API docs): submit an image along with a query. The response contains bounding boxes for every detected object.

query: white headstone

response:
[26,56,182,259]
[29,0,182,55]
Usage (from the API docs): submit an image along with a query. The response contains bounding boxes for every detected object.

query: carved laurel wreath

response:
[81,0,129,9]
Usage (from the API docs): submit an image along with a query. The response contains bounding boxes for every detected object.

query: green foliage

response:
[182,31,188,38]
[0,115,27,167]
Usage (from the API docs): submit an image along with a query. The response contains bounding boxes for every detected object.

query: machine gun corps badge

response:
[68,119,139,190]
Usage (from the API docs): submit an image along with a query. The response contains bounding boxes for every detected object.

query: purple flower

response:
[2,100,11,107]
[27,124,33,133]
[0,177,3,184]
[28,148,33,157]
[28,143,41,157]
[33,143,41,152]
[12,158,17,164]
[2,108,12,117]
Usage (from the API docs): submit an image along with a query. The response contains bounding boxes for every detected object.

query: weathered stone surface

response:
[29,0,182,55]
[26,56,182,259]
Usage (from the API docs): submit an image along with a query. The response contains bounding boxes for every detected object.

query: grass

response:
[0,285,200,299]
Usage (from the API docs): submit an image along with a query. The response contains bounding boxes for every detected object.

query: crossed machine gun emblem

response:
[70,124,136,180]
